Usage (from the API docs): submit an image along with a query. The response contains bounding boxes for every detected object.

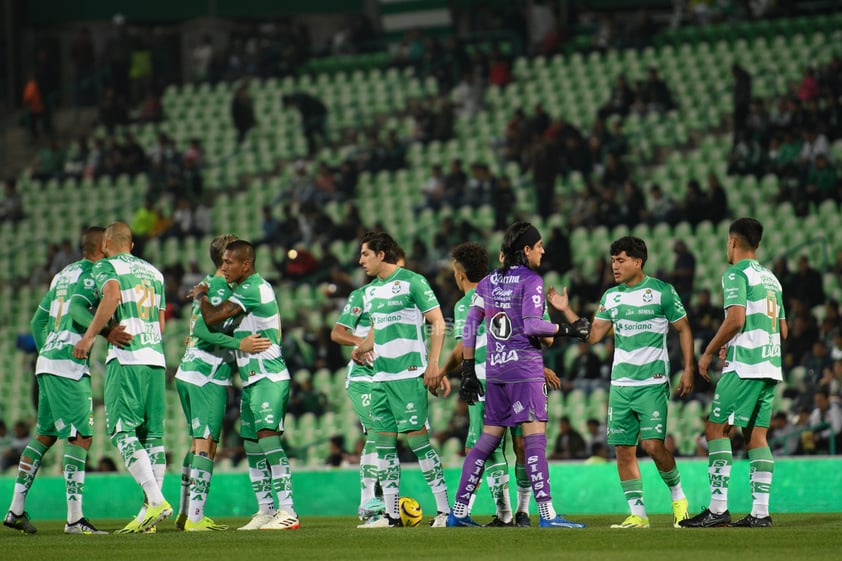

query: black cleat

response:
[679,508,731,528]
[728,514,772,528]
[515,512,531,528]
[4,511,36,534]
[484,516,514,527]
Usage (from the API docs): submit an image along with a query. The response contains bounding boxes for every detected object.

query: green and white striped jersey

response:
[175,274,236,387]
[228,272,289,386]
[454,288,486,380]
[363,268,440,382]
[34,259,96,379]
[595,276,686,386]
[336,284,374,385]
[721,259,785,381]
[92,253,166,367]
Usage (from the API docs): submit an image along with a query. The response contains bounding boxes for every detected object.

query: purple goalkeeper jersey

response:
[471,265,546,383]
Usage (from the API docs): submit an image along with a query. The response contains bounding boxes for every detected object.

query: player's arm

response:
[698,305,745,381]
[69,294,133,347]
[780,318,788,340]
[671,316,695,397]
[198,294,243,326]
[193,314,269,353]
[544,286,592,340]
[29,305,50,351]
[440,340,463,377]
[422,307,447,393]
[330,323,363,347]
[458,304,484,403]
[72,279,121,358]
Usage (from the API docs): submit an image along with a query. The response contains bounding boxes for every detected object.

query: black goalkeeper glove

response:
[557,317,591,342]
[459,358,484,405]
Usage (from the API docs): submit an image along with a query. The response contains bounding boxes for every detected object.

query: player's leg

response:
[730,381,776,528]
[637,384,688,527]
[467,383,512,525]
[139,366,171,530]
[175,379,195,529]
[238,384,275,530]
[607,386,649,528]
[358,381,401,527]
[347,380,380,518]
[511,427,532,526]
[448,424,505,526]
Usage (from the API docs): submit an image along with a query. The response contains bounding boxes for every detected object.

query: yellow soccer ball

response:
[399,496,423,527]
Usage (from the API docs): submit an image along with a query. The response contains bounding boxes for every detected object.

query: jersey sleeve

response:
[594,290,612,321]
[722,267,748,309]
[206,275,231,307]
[336,289,364,329]
[192,313,239,349]
[92,260,118,295]
[228,281,258,313]
[410,274,440,313]
[453,297,469,341]
[72,270,99,307]
[663,283,688,322]
[521,274,546,318]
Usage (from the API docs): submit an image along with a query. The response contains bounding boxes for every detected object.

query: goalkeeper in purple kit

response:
[446,222,590,528]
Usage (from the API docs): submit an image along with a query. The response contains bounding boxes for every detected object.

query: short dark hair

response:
[361,231,400,264]
[225,239,255,265]
[451,242,489,282]
[610,236,648,265]
[729,217,763,249]
[80,226,105,257]
[210,234,238,268]
[500,221,540,270]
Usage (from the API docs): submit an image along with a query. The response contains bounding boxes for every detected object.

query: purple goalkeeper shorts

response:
[483,379,548,427]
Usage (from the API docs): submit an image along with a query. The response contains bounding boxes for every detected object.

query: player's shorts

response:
[240,377,290,440]
[346,379,375,433]
[369,377,428,433]
[607,383,669,446]
[104,362,166,437]
[484,379,548,427]
[176,379,228,441]
[709,372,777,428]
[35,374,94,439]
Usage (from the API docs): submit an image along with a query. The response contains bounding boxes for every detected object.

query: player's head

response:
[451,242,488,292]
[609,236,647,285]
[221,239,255,284]
[80,226,106,261]
[727,217,762,264]
[396,246,406,268]
[500,221,544,271]
[210,234,238,269]
[102,221,133,257]
[359,231,400,278]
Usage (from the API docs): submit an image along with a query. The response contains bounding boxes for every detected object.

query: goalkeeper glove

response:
[459,358,484,405]
[557,317,591,342]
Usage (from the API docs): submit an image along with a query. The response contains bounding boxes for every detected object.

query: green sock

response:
[64,444,87,523]
[188,454,214,523]
[144,436,166,490]
[359,439,378,507]
[748,446,774,518]
[658,466,685,500]
[244,439,274,515]
[408,434,449,514]
[258,436,295,515]
[484,446,512,522]
[707,438,732,514]
[375,433,400,518]
[621,478,646,517]
[10,439,51,514]
[179,451,194,516]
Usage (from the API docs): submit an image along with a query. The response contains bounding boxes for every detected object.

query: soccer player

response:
[351,231,451,528]
[195,240,299,531]
[680,218,786,528]
[548,236,694,529]
[72,222,172,533]
[446,221,589,528]
[174,234,271,531]
[4,227,130,535]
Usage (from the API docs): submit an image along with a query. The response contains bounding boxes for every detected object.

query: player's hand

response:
[424,367,448,397]
[105,324,134,348]
[438,375,452,398]
[558,317,591,341]
[239,334,271,353]
[718,345,727,360]
[459,358,484,405]
[351,346,374,366]
[546,286,570,313]
[72,336,95,359]
[543,367,561,391]
[188,282,210,300]
[698,352,713,382]
[675,366,695,398]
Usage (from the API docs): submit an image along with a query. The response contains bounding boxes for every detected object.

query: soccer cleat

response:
[445,512,482,527]
[484,516,514,527]
[174,512,187,530]
[728,514,773,528]
[259,510,300,531]
[185,516,229,531]
[539,515,586,528]
[143,525,157,534]
[4,511,37,534]
[138,500,173,532]
[679,508,731,528]
[114,519,142,534]
[237,512,274,531]
[429,511,449,527]
[672,498,690,528]
[356,514,401,528]
[358,497,386,520]
[514,512,531,528]
[610,514,650,529]
[65,517,108,535]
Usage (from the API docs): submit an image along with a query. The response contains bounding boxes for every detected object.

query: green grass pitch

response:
[2,514,841,561]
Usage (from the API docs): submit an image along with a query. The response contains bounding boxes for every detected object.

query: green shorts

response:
[346,380,375,433]
[176,379,228,441]
[710,372,777,428]
[240,378,290,440]
[607,383,670,446]
[35,374,94,439]
[104,362,166,437]
[370,377,428,434]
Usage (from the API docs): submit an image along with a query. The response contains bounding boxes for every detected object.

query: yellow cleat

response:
[138,500,173,532]
[610,515,650,529]
[114,518,142,534]
[672,498,689,528]
[185,517,229,532]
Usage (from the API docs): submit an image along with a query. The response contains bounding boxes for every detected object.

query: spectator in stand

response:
[647,183,676,224]
[805,154,838,204]
[568,341,605,394]
[451,71,484,120]
[491,176,517,228]
[231,82,256,145]
[727,130,762,176]
[528,135,561,218]
[789,255,825,311]
[1,420,31,472]
[621,180,646,226]
[98,87,128,134]
[768,412,800,456]
[802,340,834,390]
[255,206,282,248]
[689,289,720,348]
[30,139,64,182]
[584,418,610,459]
[797,67,820,103]
[443,159,468,206]
[598,74,634,120]
[487,45,511,86]
[732,64,752,136]
[704,173,728,221]
[1,179,24,223]
[283,92,328,156]
[120,132,147,175]
[325,435,349,467]
[191,35,214,82]
[640,67,675,113]
[21,73,47,142]
[670,240,696,305]
[137,90,163,124]
[550,416,587,460]
[808,387,842,454]
[798,128,831,166]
